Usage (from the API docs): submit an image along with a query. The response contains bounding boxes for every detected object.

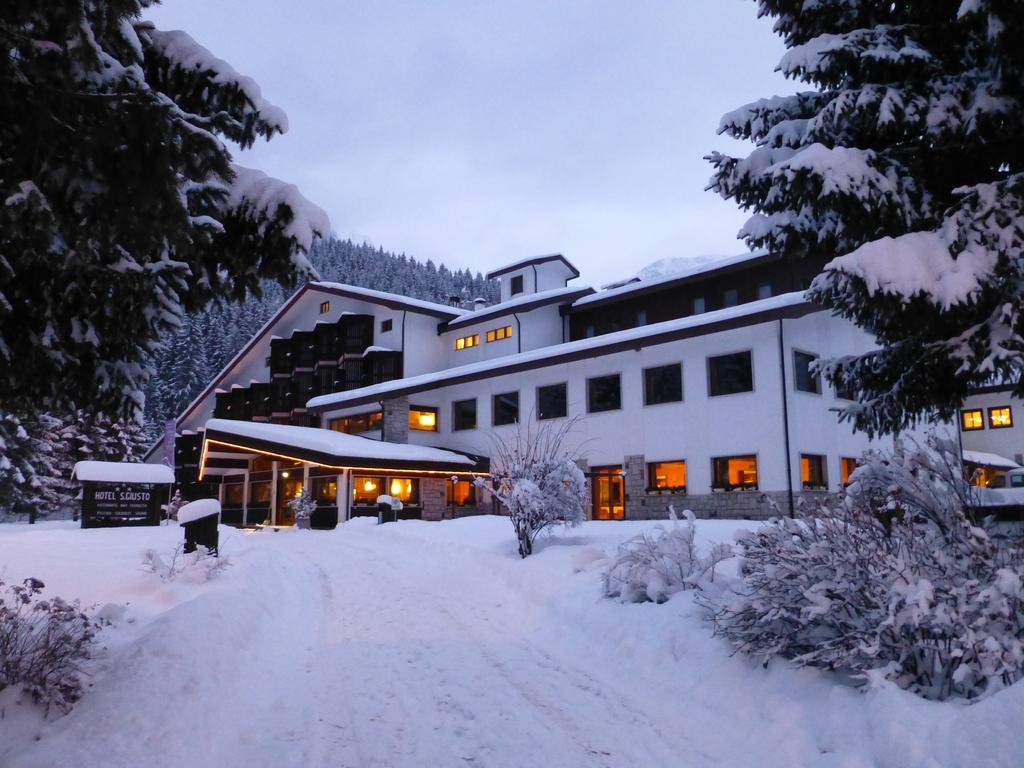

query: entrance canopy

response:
[963,450,1021,470]
[200,418,488,477]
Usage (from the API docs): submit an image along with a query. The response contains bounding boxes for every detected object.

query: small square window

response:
[708,352,753,396]
[510,275,524,295]
[644,364,682,405]
[636,310,647,326]
[452,399,477,431]
[961,409,984,431]
[319,301,330,314]
[537,383,567,420]
[692,297,706,315]
[381,318,393,333]
[587,374,621,413]
[793,351,820,394]
[989,406,1013,429]
[723,289,738,308]
[757,283,772,300]
[800,454,827,489]
[492,391,519,426]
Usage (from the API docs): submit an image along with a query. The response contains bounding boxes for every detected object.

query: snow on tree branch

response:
[228,166,331,256]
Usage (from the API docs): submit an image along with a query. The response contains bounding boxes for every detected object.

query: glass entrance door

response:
[275,468,303,526]
[591,466,624,520]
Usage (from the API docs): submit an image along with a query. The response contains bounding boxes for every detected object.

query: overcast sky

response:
[147,0,792,287]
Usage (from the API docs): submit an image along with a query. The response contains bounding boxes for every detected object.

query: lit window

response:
[408,406,438,432]
[447,479,476,507]
[800,454,827,489]
[712,455,758,490]
[455,334,479,350]
[319,301,329,314]
[312,477,337,503]
[486,325,513,343]
[328,411,382,434]
[840,457,859,486]
[961,409,984,431]
[794,351,821,394]
[352,476,380,504]
[648,461,686,492]
[989,406,1013,429]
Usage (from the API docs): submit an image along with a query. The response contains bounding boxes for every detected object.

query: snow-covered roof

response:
[309,291,815,411]
[572,252,771,309]
[962,450,1021,469]
[72,461,175,484]
[178,499,221,524]
[485,253,580,280]
[311,282,467,317]
[444,285,594,329]
[203,419,479,468]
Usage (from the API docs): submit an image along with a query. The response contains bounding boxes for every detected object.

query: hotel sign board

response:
[81,481,167,528]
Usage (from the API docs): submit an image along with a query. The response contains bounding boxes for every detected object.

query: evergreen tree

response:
[709,1,1024,435]
[0,1,329,420]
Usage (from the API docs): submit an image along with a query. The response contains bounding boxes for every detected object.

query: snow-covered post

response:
[475,419,587,558]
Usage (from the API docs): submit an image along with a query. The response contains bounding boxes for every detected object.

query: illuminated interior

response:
[447,479,476,506]
[840,457,859,486]
[486,325,513,343]
[328,411,383,434]
[989,406,1013,428]
[353,476,380,504]
[713,456,758,489]
[591,466,624,520]
[961,409,984,430]
[312,477,337,503]
[649,460,686,489]
[408,407,438,432]
[455,334,479,350]
[389,478,419,503]
[800,454,827,488]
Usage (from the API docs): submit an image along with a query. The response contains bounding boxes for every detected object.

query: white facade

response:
[961,389,1024,466]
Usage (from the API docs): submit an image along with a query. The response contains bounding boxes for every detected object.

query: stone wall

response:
[382,397,409,444]
[626,488,837,520]
[420,477,488,521]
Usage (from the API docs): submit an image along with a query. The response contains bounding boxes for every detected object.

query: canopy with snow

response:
[200,419,488,476]
[962,450,1021,471]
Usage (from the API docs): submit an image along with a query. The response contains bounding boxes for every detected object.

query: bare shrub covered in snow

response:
[476,419,587,558]
[288,489,317,521]
[0,577,97,714]
[143,544,229,583]
[604,507,733,603]
[707,435,1024,701]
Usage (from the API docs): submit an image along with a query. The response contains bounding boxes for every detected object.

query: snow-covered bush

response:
[707,435,1024,701]
[288,489,317,521]
[143,544,229,583]
[0,577,97,714]
[163,489,185,521]
[604,508,733,603]
[477,420,587,558]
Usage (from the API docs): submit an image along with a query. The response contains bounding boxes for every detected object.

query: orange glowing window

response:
[800,454,827,489]
[648,461,686,491]
[712,455,758,490]
[961,409,984,431]
[353,476,380,504]
[988,406,1013,429]
[408,406,438,432]
[840,457,859,486]
[319,301,330,314]
[486,325,513,343]
[455,334,479,350]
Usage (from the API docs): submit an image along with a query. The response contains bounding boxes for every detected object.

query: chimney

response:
[473,297,487,311]
[448,295,461,308]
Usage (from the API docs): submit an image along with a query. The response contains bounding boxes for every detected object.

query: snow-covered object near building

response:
[708,0,1024,437]
[177,499,220,525]
[72,461,174,485]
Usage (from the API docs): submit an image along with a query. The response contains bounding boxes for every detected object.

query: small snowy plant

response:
[163,489,184,522]
[604,508,733,603]
[0,577,97,714]
[706,434,1024,701]
[476,420,587,558]
[289,489,317,521]
[143,544,229,583]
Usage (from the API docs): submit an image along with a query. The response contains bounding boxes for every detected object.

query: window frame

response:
[319,301,330,314]
[492,391,520,426]
[757,282,772,300]
[408,405,439,432]
[707,350,754,397]
[643,363,683,406]
[485,325,513,343]
[537,382,568,421]
[840,456,860,487]
[960,408,985,432]
[452,398,477,431]
[447,479,477,507]
[586,373,622,414]
[510,274,524,295]
[722,288,739,308]
[800,453,828,490]
[711,454,759,492]
[646,460,687,494]
[692,296,706,315]
[380,318,393,333]
[454,334,479,351]
[793,349,821,395]
[988,406,1013,429]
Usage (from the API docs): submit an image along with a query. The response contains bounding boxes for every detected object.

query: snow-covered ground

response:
[1,516,1021,768]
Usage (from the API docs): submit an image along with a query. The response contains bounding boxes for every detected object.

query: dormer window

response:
[510,275,524,296]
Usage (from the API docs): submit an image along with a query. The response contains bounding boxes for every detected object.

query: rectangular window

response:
[757,283,772,300]
[223,482,244,506]
[492,391,520,426]
[251,456,274,472]
[249,479,271,506]
[353,476,381,505]
[587,374,621,413]
[793,350,821,394]
[455,334,479,350]
[648,460,686,492]
[800,454,828,489]
[319,301,330,314]
[840,457,859,486]
[723,288,738,308]
[644,363,683,406]
[537,383,567,420]
[692,297,706,315]
[989,406,1013,429]
[312,477,337,504]
[447,479,476,507]
[381,318,393,333]
[708,351,753,396]
[636,310,647,326]
[961,409,984,431]
[510,275,524,295]
[712,455,758,491]
[485,325,513,343]
[453,398,477,431]
[387,477,420,504]
[329,411,382,434]
[409,405,438,432]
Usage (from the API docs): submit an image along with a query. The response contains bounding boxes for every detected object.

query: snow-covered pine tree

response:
[709,1,1024,436]
[0,1,329,420]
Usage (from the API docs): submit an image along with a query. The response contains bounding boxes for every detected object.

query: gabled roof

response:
[441,286,594,331]
[571,251,775,311]
[309,292,817,412]
[486,253,580,280]
[311,282,466,318]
